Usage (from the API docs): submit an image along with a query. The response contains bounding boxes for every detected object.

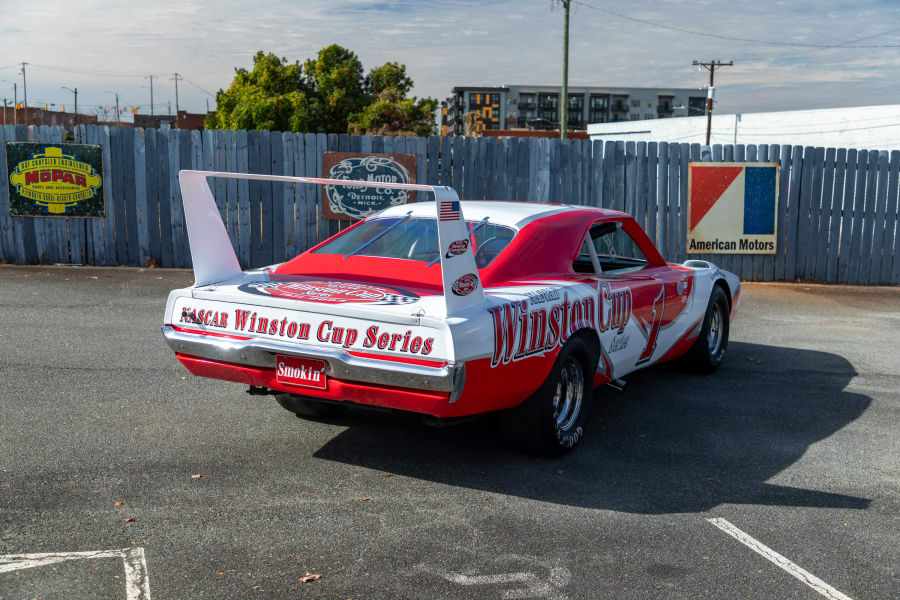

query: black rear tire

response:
[683,285,730,374]
[274,393,347,418]
[500,336,595,456]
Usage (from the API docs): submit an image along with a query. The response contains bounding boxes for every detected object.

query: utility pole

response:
[145,75,155,115]
[12,82,17,126]
[556,0,571,139]
[62,87,78,127]
[206,98,210,113]
[20,62,28,125]
[115,93,120,126]
[172,72,183,128]
[692,59,733,145]
[2,98,6,126]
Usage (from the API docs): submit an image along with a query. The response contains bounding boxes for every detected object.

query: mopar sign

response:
[321,152,416,221]
[6,143,105,217]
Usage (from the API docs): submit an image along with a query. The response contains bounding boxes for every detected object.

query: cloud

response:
[0,0,897,118]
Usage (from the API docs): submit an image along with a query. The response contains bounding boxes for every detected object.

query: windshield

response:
[314,217,516,268]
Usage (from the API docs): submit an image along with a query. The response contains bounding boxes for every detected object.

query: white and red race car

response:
[163,172,740,455]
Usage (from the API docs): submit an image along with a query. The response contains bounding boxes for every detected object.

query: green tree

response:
[349,61,437,136]
[205,51,316,132]
[208,47,435,136]
[349,88,437,137]
[303,44,367,133]
[366,62,413,96]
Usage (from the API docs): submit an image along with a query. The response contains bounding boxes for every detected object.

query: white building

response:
[587,104,900,151]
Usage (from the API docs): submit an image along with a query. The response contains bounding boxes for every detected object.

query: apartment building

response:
[441,84,706,135]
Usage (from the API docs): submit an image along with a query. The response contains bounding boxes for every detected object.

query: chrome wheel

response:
[552,357,584,431]
[707,303,723,355]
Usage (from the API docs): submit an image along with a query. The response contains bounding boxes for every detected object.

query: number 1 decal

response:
[636,284,665,365]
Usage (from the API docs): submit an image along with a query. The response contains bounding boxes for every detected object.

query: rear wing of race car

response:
[178,170,484,317]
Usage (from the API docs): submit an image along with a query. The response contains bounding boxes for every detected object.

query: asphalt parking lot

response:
[0,265,897,599]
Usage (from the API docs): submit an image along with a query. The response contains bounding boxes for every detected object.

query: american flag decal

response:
[439,200,461,221]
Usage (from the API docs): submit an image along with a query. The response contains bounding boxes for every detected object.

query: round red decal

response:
[451,273,478,296]
[446,239,469,257]
[239,280,419,305]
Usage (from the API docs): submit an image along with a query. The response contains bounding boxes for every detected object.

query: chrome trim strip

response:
[161,325,457,393]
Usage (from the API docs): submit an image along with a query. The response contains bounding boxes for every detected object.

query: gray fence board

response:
[236,130,251,267]
[134,129,149,266]
[783,146,803,280]
[802,147,824,279]
[110,126,127,265]
[657,142,668,255]
[646,142,657,247]
[280,132,294,260]
[260,130,275,264]
[814,148,835,282]
[177,130,192,267]
[635,142,648,233]
[666,142,679,263]
[837,149,858,283]
[868,152,890,284]
[852,151,878,284]
[825,148,846,283]
[267,131,282,264]
[224,130,239,253]
[883,151,899,284]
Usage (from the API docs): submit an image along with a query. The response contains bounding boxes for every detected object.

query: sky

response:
[2,0,900,124]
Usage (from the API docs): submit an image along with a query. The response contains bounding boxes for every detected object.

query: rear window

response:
[314,217,515,267]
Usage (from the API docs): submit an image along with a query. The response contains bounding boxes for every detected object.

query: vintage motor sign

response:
[687,162,779,254]
[321,152,416,221]
[6,143,104,217]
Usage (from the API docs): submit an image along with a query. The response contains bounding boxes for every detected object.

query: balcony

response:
[611,102,629,113]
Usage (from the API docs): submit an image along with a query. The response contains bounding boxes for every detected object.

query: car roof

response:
[375,201,620,230]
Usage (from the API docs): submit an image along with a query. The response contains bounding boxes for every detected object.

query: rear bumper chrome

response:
[161,325,462,395]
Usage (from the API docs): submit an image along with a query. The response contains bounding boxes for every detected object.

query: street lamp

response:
[61,86,78,127]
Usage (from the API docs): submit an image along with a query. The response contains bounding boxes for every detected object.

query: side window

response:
[591,222,648,274]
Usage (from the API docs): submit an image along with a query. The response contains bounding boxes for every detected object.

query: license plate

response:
[275,355,327,390]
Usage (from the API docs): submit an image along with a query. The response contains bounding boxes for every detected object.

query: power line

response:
[184,78,216,97]
[732,25,900,62]
[28,62,166,78]
[571,0,900,48]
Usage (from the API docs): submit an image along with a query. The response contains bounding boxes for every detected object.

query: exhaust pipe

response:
[246,385,273,396]
[606,378,627,393]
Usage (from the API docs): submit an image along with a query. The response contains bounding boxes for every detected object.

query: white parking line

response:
[0,548,151,600]
[707,518,852,600]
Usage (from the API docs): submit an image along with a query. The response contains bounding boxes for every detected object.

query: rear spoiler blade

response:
[178,170,485,317]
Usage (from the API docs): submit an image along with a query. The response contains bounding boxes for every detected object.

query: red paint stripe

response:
[170,324,253,341]
[345,350,448,368]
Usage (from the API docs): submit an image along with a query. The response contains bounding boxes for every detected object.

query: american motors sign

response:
[687,162,779,254]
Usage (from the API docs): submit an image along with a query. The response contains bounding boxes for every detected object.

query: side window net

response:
[572,221,649,274]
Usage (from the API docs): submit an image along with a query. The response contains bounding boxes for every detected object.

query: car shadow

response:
[312,341,871,514]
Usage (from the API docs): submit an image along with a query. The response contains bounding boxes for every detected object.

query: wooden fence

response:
[0,124,897,285]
